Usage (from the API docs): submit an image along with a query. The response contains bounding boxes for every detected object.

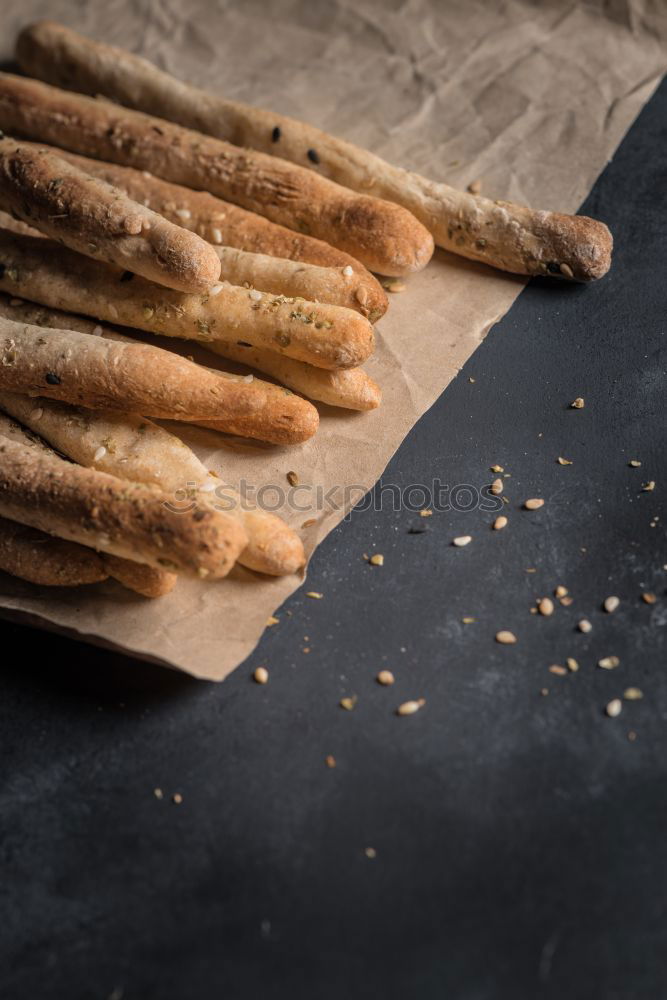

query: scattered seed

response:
[385,279,406,293]
[364,846,377,859]
[603,596,620,613]
[524,498,544,510]
[461,616,476,624]
[172,793,183,804]
[598,655,620,670]
[493,515,508,530]
[557,456,573,465]
[554,585,569,598]
[369,553,384,566]
[641,592,657,604]
[286,470,299,487]
[342,265,354,277]
[570,397,585,409]
[495,630,517,644]
[153,788,164,800]
[490,464,504,473]
[467,179,482,194]
[469,377,475,383]
[642,481,655,492]
[628,730,637,742]
[377,670,395,685]
[578,619,592,633]
[93,445,107,462]
[266,616,279,627]
[420,509,433,517]
[490,478,503,495]
[253,666,269,684]
[549,665,568,676]
[452,535,472,547]
[340,696,357,711]
[623,687,643,700]
[397,698,425,716]
[606,699,622,718]
[566,657,579,672]
[306,591,323,600]
[560,596,574,606]
[538,597,554,616]
[525,567,537,573]
[540,688,549,697]
[560,262,574,279]
[325,754,337,768]
[629,460,642,468]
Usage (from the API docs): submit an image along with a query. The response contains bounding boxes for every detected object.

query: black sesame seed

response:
[307,148,320,164]
[120,270,134,282]
[271,126,281,143]
[45,372,61,385]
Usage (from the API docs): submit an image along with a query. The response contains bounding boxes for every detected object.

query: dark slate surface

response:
[1,76,666,1000]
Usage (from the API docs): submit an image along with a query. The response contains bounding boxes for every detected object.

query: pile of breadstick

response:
[0,20,613,597]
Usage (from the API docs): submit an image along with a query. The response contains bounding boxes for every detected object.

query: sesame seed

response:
[623,687,643,700]
[560,262,574,279]
[93,446,107,462]
[554,585,568,598]
[286,471,299,487]
[420,509,433,517]
[495,630,517,644]
[538,597,554,616]
[578,619,592,633]
[306,591,323,599]
[385,280,406,293]
[570,397,585,409]
[629,460,642,467]
[243,373,254,383]
[560,596,574,606]
[30,407,43,421]
[325,754,336,768]
[172,793,183,804]
[153,788,163,799]
[396,699,425,716]
[364,847,377,859]
[566,657,579,672]
[524,498,544,510]
[253,666,269,684]
[603,596,620,613]
[557,456,573,465]
[606,699,622,718]
[175,208,191,220]
[211,227,223,244]
[598,655,620,670]
[340,696,357,711]
[641,592,657,604]
[461,616,476,624]
[490,464,504,473]
[452,535,472,547]
[369,553,384,566]
[377,670,395,685]
[549,665,567,676]
[493,515,508,530]
[266,616,279,627]
[490,478,503,495]
[642,481,656,492]
[342,265,354,277]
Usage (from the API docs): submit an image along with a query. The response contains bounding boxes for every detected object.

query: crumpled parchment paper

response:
[0,0,665,679]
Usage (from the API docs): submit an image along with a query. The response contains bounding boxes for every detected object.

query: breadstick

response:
[0,516,175,594]
[0,137,221,293]
[0,71,434,277]
[0,514,108,586]
[0,228,373,371]
[0,388,305,577]
[0,311,319,444]
[18,21,611,281]
[0,291,380,412]
[14,143,389,323]
[0,420,247,579]
[0,415,176,594]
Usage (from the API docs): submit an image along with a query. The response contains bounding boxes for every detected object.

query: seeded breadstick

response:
[14,144,389,323]
[0,229,373,371]
[0,517,176,595]
[0,71,434,276]
[206,341,382,411]
[17,21,611,281]
[0,389,305,577]
[0,137,221,293]
[0,418,246,579]
[0,312,318,444]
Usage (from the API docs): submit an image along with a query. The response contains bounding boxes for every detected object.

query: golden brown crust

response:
[18,144,389,322]
[0,514,108,586]
[0,227,372,373]
[101,553,176,596]
[0,310,319,445]
[17,21,611,280]
[0,431,247,579]
[0,71,433,276]
[0,372,305,577]
[0,137,221,293]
